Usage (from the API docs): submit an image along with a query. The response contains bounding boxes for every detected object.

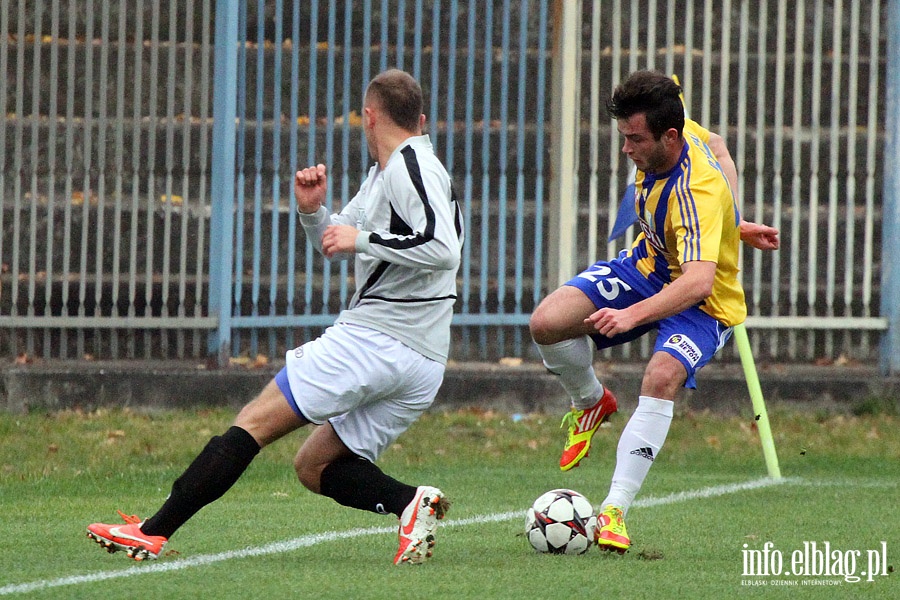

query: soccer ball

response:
[524,488,597,555]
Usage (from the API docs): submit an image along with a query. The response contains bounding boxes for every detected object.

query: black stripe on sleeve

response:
[368,145,436,249]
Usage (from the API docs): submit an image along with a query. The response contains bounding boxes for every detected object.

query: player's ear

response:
[419,113,426,132]
[662,127,679,145]
[363,106,376,129]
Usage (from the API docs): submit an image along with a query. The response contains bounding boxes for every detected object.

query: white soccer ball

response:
[524,488,597,555]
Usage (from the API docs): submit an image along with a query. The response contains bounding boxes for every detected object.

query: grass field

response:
[0,405,897,599]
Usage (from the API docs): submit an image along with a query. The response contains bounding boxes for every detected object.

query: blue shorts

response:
[565,258,733,388]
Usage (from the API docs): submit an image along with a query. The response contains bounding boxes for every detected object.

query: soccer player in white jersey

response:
[529,71,777,553]
[88,69,465,566]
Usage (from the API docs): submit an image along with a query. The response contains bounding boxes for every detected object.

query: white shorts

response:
[276,322,445,462]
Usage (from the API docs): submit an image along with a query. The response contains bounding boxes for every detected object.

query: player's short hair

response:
[606,70,685,140]
[365,69,424,132]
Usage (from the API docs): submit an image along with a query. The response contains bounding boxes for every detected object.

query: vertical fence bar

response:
[750,0,767,358]
[806,2,824,360]
[95,0,110,353]
[77,0,94,357]
[682,1,693,110]
[843,1,860,356]
[43,0,61,357]
[339,0,352,311]
[620,0,631,74]
[862,0,881,358]
[459,0,476,355]
[396,0,405,70]
[478,1,494,357]
[178,0,197,358]
[250,0,266,356]
[111,0,127,358]
[361,0,371,176]
[304,0,319,332]
[10,0,27,356]
[411,0,423,82]
[587,0,600,265]
[208,0,239,362]
[548,0,579,288]
[142,0,161,359]
[788,2,805,360]
[269,0,284,356]
[768,0,786,355]
[445,1,460,338]
[60,0,78,358]
[161,0,179,355]
[532,0,548,337]
[142,1,162,357]
[824,1,844,358]
[0,0,7,346]
[513,0,528,353]
[379,0,389,73]
[285,0,301,351]
[717,0,731,138]
[428,0,440,152]
[231,0,247,356]
[126,2,146,358]
[664,0,675,79]
[735,0,748,287]
[881,0,900,375]
[444,0,457,174]
[26,1,44,357]
[646,0,657,72]
[496,0,510,353]
[322,0,336,313]
[195,0,212,355]
[700,0,711,124]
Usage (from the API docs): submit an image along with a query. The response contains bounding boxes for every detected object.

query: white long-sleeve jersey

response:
[299,135,464,364]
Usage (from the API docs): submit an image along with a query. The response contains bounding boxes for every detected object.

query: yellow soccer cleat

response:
[559,388,618,471]
[595,505,631,554]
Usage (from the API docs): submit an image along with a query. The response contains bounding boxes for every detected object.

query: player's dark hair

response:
[365,68,424,132]
[606,70,685,140]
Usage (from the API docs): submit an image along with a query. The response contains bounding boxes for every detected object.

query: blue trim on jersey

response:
[675,158,700,262]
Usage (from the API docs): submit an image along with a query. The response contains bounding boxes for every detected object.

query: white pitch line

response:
[0,476,792,596]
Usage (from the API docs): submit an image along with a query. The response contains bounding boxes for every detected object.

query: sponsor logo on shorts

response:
[663,333,702,367]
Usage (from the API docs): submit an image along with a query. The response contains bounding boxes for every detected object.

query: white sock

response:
[536,336,604,409]
[602,396,674,514]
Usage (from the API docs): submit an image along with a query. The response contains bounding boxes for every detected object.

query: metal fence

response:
[0,0,893,368]
[563,0,891,365]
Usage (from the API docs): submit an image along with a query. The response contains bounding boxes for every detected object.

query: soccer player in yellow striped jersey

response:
[627,116,746,327]
[530,71,779,553]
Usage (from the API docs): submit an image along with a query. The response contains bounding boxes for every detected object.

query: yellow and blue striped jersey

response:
[621,119,746,326]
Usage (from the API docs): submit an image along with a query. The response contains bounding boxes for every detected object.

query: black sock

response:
[319,456,416,517]
[141,426,261,538]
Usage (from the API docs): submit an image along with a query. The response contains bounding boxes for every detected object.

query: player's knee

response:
[294,456,322,493]
[641,357,686,398]
[529,304,558,345]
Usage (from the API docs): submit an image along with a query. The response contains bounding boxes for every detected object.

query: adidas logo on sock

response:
[630,446,655,461]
